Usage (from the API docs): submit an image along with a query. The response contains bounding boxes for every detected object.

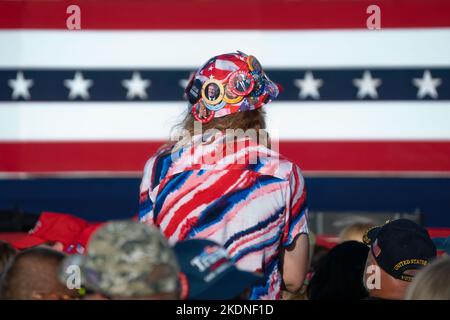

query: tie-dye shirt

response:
[138,132,308,300]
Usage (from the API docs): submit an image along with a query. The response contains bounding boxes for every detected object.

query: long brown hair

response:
[182,108,266,134]
[168,107,269,151]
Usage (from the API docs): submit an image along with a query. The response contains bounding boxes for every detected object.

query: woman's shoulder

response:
[256,148,304,181]
[143,143,171,167]
[153,142,178,160]
[141,143,176,186]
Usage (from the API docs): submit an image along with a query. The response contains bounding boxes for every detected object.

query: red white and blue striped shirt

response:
[139,131,309,299]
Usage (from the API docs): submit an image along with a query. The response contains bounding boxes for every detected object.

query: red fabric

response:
[4,212,104,254]
[1,0,449,29]
[2,141,450,174]
[427,228,450,238]
[11,211,89,250]
[0,232,27,244]
[74,222,103,251]
[2,226,448,252]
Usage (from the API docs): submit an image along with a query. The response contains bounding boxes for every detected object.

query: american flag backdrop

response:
[0,0,449,226]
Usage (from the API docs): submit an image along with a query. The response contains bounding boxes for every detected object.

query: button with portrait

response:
[201,79,225,106]
[228,71,255,96]
[223,84,244,104]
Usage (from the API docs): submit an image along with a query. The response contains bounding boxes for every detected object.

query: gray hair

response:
[405,256,450,300]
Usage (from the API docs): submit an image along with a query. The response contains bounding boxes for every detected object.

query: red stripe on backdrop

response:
[0,0,450,30]
[0,141,450,175]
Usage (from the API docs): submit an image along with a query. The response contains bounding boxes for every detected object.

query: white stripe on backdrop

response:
[1,102,450,141]
[1,29,450,68]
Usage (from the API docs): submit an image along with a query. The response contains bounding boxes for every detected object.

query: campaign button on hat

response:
[223,84,243,104]
[228,71,255,96]
[201,79,224,106]
[192,101,215,123]
[204,100,226,111]
[250,71,265,97]
[247,55,263,73]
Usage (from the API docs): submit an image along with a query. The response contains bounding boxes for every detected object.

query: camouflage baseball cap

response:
[59,221,180,298]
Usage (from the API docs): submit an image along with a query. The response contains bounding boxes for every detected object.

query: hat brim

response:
[190,268,264,300]
[363,226,381,245]
[12,234,46,249]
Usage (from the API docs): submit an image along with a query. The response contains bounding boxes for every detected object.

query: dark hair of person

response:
[0,241,17,275]
[0,247,69,300]
[307,241,369,300]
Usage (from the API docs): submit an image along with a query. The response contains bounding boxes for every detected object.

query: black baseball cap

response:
[363,219,437,282]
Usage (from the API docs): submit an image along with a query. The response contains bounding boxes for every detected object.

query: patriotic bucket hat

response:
[185,51,280,123]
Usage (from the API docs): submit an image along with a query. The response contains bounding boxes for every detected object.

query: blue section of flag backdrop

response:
[0,177,448,227]
[0,68,449,101]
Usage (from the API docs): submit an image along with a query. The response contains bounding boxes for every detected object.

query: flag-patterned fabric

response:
[1,0,450,177]
[139,131,308,299]
[185,51,280,121]
[1,1,450,242]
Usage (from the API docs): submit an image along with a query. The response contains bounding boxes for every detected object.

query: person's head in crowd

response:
[339,221,376,243]
[405,256,450,300]
[0,241,17,275]
[0,247,78,300]
[60,220,180,300]
[311,245,331,271]
[433,237,450,256]
[307,241,369,300]
[174,239,263,300]
[363,219,437,300]
[11,212,89,254]
[176,51,279,151]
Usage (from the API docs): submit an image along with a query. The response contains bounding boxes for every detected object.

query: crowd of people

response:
[0,215,449,300]
[0,52,449,300]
